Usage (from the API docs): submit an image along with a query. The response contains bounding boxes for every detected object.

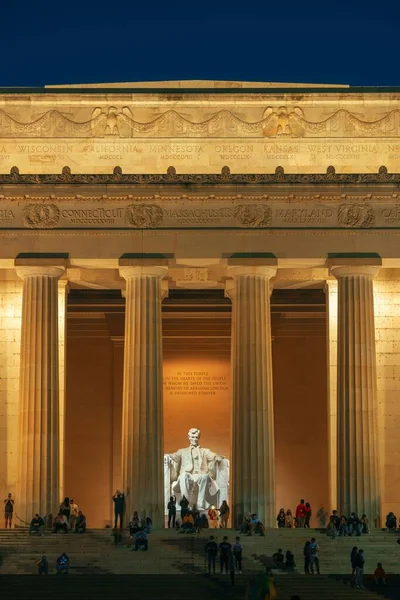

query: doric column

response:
[16,265,65,523]
[119,265,168,527]
[330,263,380,521]
[226,265,277,527]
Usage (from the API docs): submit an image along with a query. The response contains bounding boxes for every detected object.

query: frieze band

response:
[1,106,400,138]
[1,165,400,185]
[1,195,400,230]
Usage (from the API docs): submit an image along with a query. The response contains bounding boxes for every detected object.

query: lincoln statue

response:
[168,428,224,509]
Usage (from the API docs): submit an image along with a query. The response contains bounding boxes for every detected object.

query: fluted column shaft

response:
[227,266,276,527]
[331,265,380,521]
[120,266,167,527]
[16,266,64,523]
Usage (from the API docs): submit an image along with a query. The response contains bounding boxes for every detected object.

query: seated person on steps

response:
[129,511,142,536]
[74,511,86,533]
[53,513,68,534]
[29,514,45,535]
[56,552,70,574]
[181,511,195,533]
[37,555,48,575]
[132,528,148,551]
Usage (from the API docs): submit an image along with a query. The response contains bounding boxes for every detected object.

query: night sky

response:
[2,0,399,87]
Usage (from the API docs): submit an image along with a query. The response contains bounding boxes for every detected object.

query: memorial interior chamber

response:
[64,287,329,527]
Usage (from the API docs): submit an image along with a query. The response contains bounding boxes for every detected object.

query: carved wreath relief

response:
[1,106,400,138]
[234,204,272,228]
[337,204,376,228]
[22,204,60,228]
[126,204,164,228]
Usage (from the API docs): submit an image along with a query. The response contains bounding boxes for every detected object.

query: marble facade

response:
[1,81,400,527]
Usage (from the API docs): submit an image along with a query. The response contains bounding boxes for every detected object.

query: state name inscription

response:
[164,371,229,397]
[3,199,400,230]
[1,139,400,174]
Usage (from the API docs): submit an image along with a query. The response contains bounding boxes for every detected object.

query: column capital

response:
[227,265,277,280]
[16,265,65,280]
[329,264,381,279]
[119,265,168,280]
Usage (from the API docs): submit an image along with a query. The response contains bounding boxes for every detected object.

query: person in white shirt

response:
[69,498,78,529]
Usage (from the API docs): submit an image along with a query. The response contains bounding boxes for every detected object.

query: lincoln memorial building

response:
[1,80,400,529]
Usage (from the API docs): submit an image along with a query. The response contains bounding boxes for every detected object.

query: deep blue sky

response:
[2,0,399,87]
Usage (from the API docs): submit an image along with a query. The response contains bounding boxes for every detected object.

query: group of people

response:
[204,534,243,585]
[3,493,87,535]
[53,497,86,534]
[165,495,230,533]
[276,501,329,529]
[37,553,70,575]
[240,513,266,536]
[327,510,369,537]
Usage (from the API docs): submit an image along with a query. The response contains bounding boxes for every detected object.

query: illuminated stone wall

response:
[0,273,22,496]
[374,276,400,522]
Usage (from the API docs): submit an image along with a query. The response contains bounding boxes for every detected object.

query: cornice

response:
[1,165,400,185]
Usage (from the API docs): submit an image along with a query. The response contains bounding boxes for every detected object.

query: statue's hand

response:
[167,455,175,466]
[215,455,224,464]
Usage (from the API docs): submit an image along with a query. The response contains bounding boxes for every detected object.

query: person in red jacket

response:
[295,499,307,528]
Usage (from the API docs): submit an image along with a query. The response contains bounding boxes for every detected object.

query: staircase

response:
[1,528,399,599]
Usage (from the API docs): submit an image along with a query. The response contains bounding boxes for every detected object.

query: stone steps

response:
[1,528,400,576]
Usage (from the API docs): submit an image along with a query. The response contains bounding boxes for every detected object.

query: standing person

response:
[4,493,14,529]
[355,549,365,589]
[69,498,78,530]
[179,495,189,521]
[219,500,229,528]
[303,541,311,574]
[286,509,295,528]
[295,499,307,528]
[59,498,71,524]
[304,502,312,529]
[316,505,327,528]
[167,496,176,529]
[304,503,312,528]
[309,537,320,575]
[219,535,232,574]
[350,546,358,587]
[112,489,125,529]
[233,536,243,574]
[205,535,218,574]
[276,508,286,528]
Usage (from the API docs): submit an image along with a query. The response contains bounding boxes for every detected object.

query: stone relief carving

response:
[234,204,272,227]
[337,204,376,228]
[1,107,400,138]
[2,166,400,186]
[22,204,60,228]
[125,204,163,228]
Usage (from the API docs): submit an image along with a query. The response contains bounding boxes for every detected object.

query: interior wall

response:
[65,326,114,527]
[163,355,230,458]
[272,313,329,519]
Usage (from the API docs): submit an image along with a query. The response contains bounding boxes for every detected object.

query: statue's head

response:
[188,428,201,447]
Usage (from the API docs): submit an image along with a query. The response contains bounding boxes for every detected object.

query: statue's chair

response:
[164,455,230,514]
